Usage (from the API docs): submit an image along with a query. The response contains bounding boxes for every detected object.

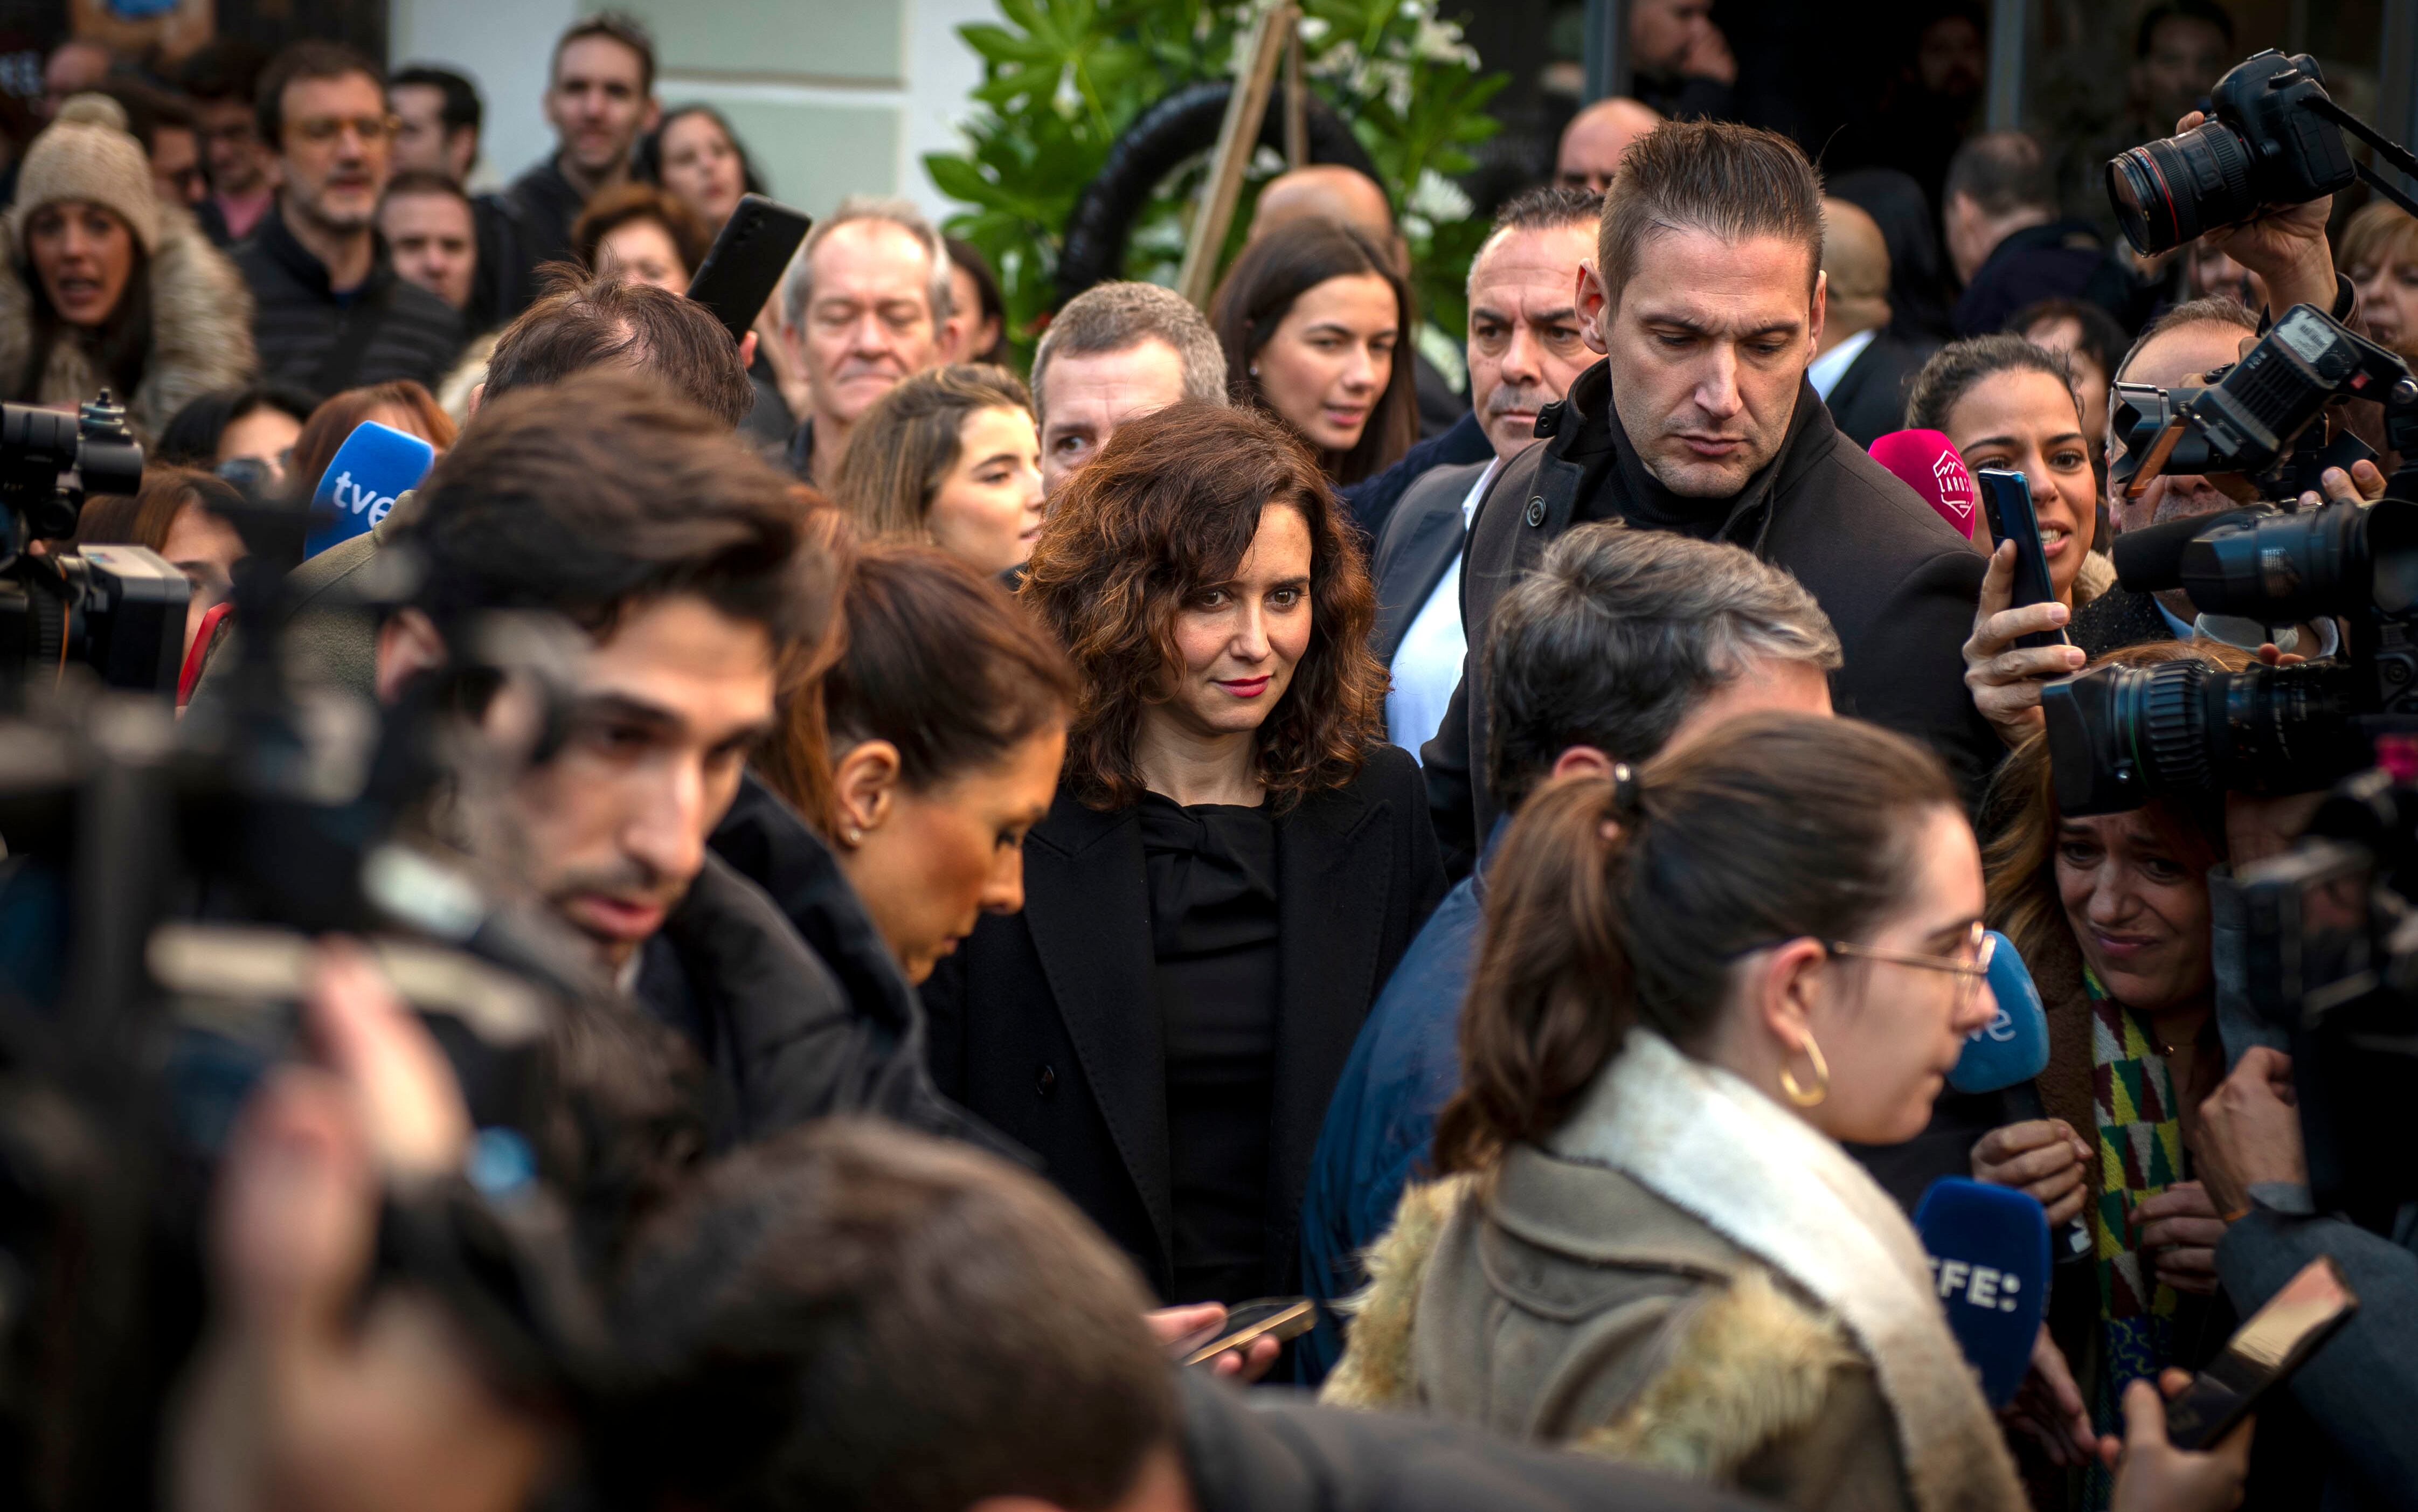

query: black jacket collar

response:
[1529,356,1835,554]
[253,200,394,302]
[511,157,585,214]
[653,773,1017,1156]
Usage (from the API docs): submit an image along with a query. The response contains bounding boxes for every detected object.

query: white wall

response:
[387,0,577,189]
[387,0,989,220]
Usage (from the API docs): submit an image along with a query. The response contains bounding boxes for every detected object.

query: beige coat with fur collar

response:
[1322,1032,2024,1512]
[1323,1159,1916,1512]
[0,204,254,445]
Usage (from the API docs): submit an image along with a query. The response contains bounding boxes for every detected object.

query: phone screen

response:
[1975,468,2069,649]
[2164,1255,2357,1449]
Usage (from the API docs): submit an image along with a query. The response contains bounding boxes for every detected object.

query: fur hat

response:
[6,93,161,254]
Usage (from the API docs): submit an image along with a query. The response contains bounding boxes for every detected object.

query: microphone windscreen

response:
[304,421,435,560]
[1947,931,2052,1094]
[2110,504,2264,593]
[1870,429,1977,540]
[1914,1177,2051,1406]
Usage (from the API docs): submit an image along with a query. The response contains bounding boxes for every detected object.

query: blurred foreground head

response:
[601,1119,1186,1512]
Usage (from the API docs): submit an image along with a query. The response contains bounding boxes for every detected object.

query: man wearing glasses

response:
[1367,185,1603,761]
[232,42,463,399]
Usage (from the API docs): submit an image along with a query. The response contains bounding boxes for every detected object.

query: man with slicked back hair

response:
[1425,119,1997,875]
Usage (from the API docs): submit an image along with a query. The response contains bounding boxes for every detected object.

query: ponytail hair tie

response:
[1609,762,1644,820]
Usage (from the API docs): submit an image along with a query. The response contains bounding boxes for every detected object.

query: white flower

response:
[1411,16,1480,66]
[1052,64,1080,117]
[1297,14,1330,42]
[1409,167,1473,223]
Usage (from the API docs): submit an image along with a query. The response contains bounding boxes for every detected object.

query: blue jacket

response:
[1297,841,1492,1381]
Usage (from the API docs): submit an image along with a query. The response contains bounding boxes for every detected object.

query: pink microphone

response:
[1870,429,1978,541]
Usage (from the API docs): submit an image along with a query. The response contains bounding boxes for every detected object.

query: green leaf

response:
[924,152,1003,205]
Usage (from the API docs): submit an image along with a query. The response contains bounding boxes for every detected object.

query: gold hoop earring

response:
[1780,1034,1830,1108]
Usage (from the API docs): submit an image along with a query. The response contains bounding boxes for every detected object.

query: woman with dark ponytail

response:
[1322,713,2252,1512]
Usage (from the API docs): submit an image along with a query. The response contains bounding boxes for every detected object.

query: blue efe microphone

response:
[1915,1177,2050,1406]
[303,421,434,559]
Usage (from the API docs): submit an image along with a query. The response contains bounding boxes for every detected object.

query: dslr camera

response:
[2043,304,2418,816]
[1,396,187,697]
[2106,48,2418,256]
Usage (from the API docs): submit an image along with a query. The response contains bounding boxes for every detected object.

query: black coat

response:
[633,776,994,1152]
[1820,329,1941,449]
[920,746,1447,1300]
[233,203,465,399]
[1951,219,2105,337]
[1177,1374,1767,1512]
[499,155,586,278]
[1423,359,1999,859]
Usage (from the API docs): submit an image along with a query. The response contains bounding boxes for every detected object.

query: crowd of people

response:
[5,6,2418,1512]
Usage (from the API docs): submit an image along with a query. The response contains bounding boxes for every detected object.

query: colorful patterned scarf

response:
[2084,968,2187,1506]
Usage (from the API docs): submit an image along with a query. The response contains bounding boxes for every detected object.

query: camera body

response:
[2110,305,2415,503]
[2042,306,2418,815]
[1,397,186,699]
[2108,50,2356,255]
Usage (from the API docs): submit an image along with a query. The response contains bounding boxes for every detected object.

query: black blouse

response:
[1138,792,1281,1307]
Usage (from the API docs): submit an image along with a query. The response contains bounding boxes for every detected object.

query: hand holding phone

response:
[1974,468,2069,650]
[684,194,814,343]
[1168,1297,1315,1369]
[2163,1254,2355,1449]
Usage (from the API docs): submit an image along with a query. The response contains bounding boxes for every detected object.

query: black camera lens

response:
[2109,121,2257,255]
[2177,501,2418,623]
[2044,659,2367,816]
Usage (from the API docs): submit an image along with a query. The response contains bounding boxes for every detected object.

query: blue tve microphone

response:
[1948,931,2051,1094]
[1947,933,2094,1266]
[1915,1176,2050,1407]
[303,421,434,559]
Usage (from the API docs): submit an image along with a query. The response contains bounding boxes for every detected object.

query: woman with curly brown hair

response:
[920,401,1447,1310]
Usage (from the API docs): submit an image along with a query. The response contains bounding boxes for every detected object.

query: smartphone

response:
[2164,1254,2358,1449]
[1974,468,2069,649]
[684,194,814,343]
[1172,1297,1317,1368]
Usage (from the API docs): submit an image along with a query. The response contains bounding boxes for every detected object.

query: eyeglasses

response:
[1824,920,1995,1011]
[290,114,398,147]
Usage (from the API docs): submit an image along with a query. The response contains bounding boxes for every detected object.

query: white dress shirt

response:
[1385,459,1499,760]
[1807,326,1879,401]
